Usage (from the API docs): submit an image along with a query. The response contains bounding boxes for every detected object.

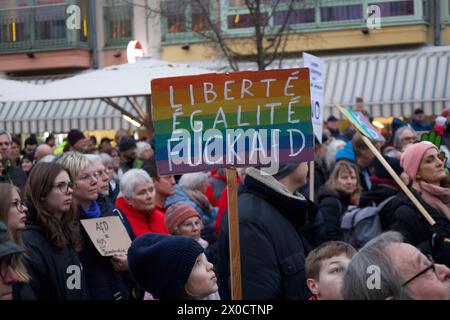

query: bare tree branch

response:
[123,0,310,71]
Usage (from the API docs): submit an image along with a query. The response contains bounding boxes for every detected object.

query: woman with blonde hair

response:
[57,152,136,300]
[317,161,362,241]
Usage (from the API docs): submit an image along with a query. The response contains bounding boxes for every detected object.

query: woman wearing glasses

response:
[0,183,30,287]
[57,152,136,300]
[16,162,89,299]
[391,141,450,267]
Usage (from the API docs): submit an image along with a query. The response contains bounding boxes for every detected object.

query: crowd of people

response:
[1,103,450,301]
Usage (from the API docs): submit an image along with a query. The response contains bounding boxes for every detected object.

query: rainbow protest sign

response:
[336,104,383,141]
[151,68,314,175]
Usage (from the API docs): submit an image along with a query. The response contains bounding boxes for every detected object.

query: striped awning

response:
[0,96,139,134]
[322,46,450,120]
[0,74,139,133]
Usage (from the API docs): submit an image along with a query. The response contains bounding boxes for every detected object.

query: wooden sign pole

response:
[337,104,450,243]
[226,167,242,300]
[360,135,436,225]
[309,161,315,201]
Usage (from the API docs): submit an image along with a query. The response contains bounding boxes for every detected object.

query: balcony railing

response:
[0,1,89,53]
[161,0,430,44]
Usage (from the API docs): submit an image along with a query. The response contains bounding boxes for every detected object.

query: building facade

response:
[0,0,449,133]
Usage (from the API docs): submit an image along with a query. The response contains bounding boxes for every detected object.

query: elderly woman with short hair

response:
[165,172,217,245]
[136,141,153,161]
[115,169,168,237]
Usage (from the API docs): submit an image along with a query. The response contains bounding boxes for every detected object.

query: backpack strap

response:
[376,195,396,211]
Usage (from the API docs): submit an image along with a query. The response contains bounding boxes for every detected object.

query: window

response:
[104,0,133,46]
[165,1,187,33]
[227,12,268,29]
[321,4,363,22]
[162,0,211,41]
[274,8,315,26]
[35,2,67,42]
[369,1,414,17]
[192,0,209,32]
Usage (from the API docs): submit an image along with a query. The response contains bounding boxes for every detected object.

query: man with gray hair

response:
[34,144,54,162]
[0,130,27,189]
[393,126,418,153]
[342,231,450,300]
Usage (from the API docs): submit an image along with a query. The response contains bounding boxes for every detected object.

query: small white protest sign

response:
[81,216,132,256]
[303,52,324,143]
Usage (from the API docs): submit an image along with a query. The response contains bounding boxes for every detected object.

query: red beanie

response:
[165,203,201,234]
[400,142,439,181]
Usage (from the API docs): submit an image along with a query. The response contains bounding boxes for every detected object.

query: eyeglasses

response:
[77,172,98,183]
[402,255,436,287]
[11,200,26,212]
[401,136,418,143]
[54,181,74,193]
[93,169,108,179]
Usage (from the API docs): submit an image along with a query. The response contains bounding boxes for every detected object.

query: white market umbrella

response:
[0,57,212,102]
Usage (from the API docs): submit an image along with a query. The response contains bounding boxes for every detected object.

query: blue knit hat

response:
[128,233,204,300]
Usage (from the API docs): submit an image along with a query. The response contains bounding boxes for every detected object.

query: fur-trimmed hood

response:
[245,167,306,201]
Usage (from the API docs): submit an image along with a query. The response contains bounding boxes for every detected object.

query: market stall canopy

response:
[0,57,211,133]
[0,78,40,101]
[0,57,212,102]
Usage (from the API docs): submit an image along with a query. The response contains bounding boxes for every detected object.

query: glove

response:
[430,223,450,267]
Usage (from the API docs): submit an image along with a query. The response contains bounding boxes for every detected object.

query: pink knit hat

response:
[400,141,439,181]
[165,203,201,234]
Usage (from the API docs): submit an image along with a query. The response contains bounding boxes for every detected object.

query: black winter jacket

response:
[217,168,317,300]
[14,205,89,300]
[390,188,450,266]
[4,163,27,190]
[316,187,352,241]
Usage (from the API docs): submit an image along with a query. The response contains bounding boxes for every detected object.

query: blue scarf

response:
[81,200,101,219]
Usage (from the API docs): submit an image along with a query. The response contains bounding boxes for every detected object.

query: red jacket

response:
[115,196,169,237]
[155,204,166,215]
